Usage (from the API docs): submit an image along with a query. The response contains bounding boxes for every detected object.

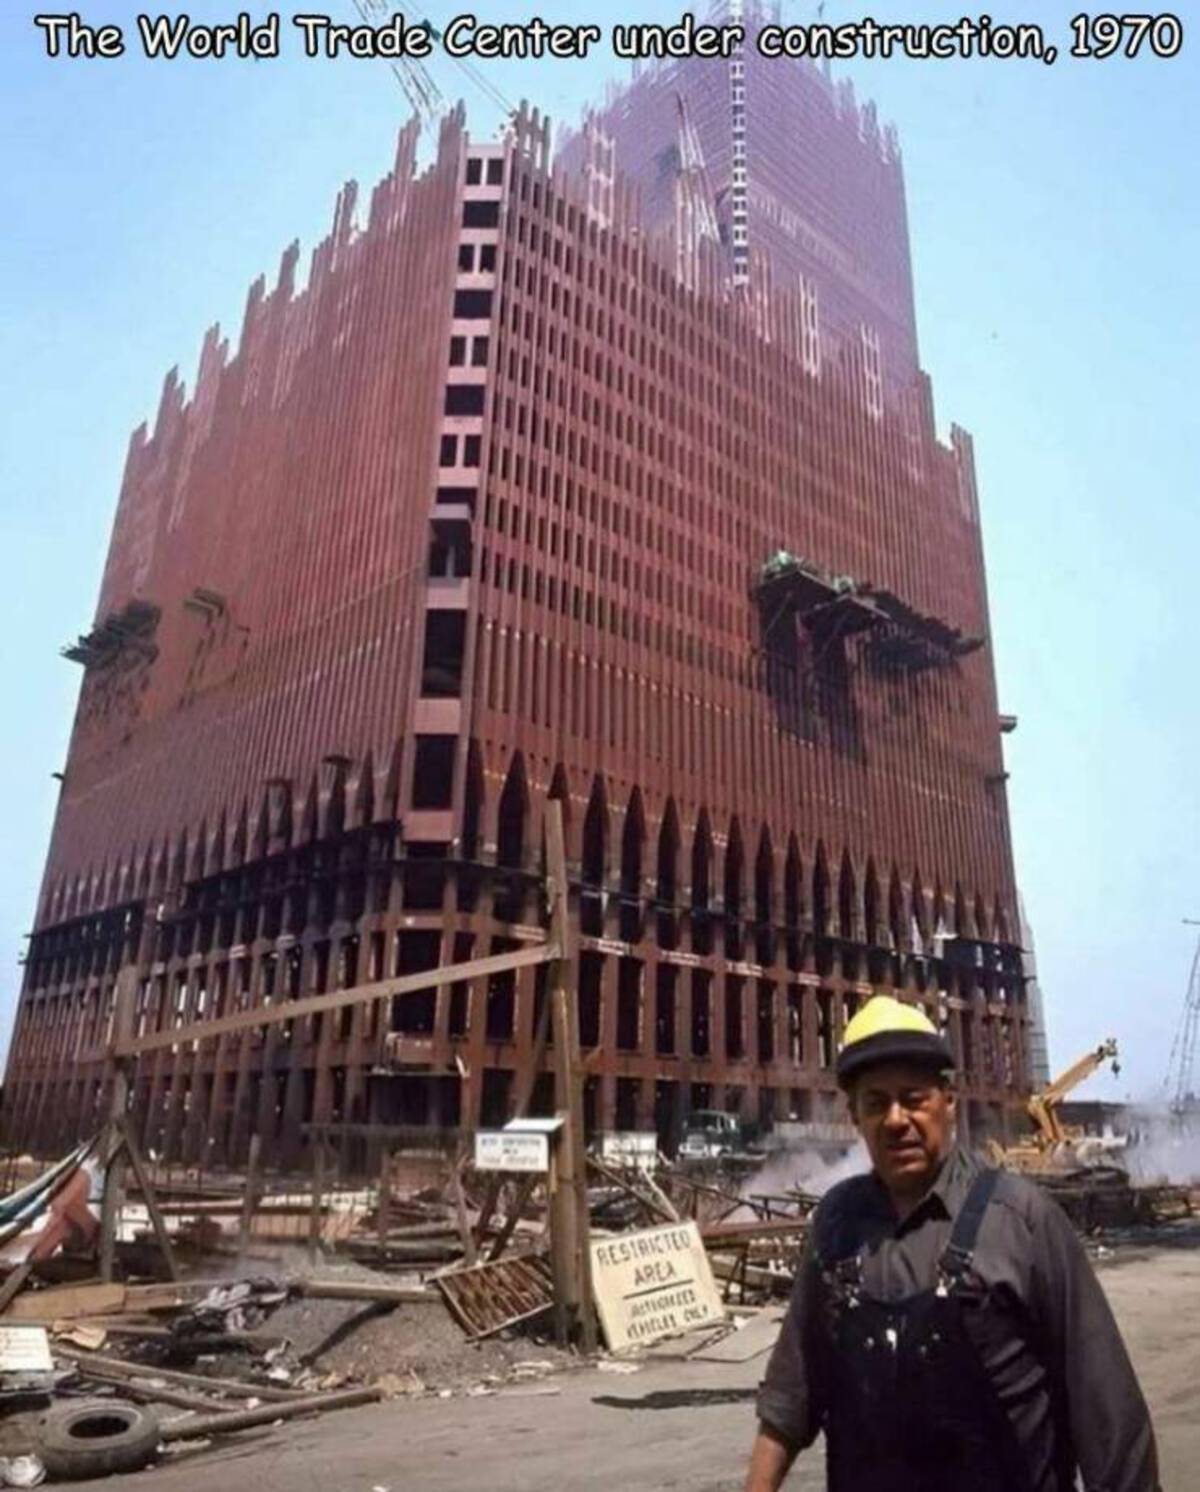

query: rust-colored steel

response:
[6,65,1027,1170]
[435,1252,556,1339]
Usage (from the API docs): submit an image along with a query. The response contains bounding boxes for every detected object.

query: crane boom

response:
[1027,1038,1119,1147]
[1165,933,1200,1114]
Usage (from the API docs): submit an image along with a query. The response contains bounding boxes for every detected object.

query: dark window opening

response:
[786,989,804,1065]
[726,975,745,1059]
[691,816,713,955]
[818,989,834,1069]
[757,981,775,1063]
[390,930,439,1034]
[436,1075,462,1129]
[463,434,481,467]
[616,957,641,1052]
[427,518,472,580]
[656,803,680,949]
[619,791,644,942]
[448,933,472,1038]
[615,1077,639,1131]
[479,243,497,272]
[449,335,467,365]
[457,741,483,912]
[462,200,500,229]
[655,965,677,1056]
[480,1067,512,1128]
[439,434,457,467]
[691,970,711,1058]
[445,383,485,416]
[494,755,528,924]
[532,961,553,1049]
[457,243,475,272]
[403,843,447,911]
[654,1080,678,1151]
[455,291,493,327]
[420,610,466,698]
[411,735,456,810]
[471,334,490,366]
[578,950,602,1048]
[486,939,516,1041]
[486,158,504,185]
[755,836,775,966]
[465,157,483,186]
[529,1071,556,1117]
[580,780,607,937]
[369,931,385,983]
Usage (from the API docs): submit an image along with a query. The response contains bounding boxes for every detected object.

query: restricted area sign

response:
[474,1129,549,1173]
[590,1220,725,1351]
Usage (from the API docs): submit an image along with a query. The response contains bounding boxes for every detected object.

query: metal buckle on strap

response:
[936,1241,974,1295]
[825,1251,866,1308]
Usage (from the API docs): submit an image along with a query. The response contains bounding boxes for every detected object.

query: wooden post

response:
[119,1119,179,1281]
[237,1133,262,1259]
[487,1173,538,1263]
[451,1152,478,1267]
[545,801,597,1351]
[377,1151,392,1253]
[99,968,137,1282]
[545,1133,568,1345]
[0,1261,35,1314]
[308,1142,326,1263]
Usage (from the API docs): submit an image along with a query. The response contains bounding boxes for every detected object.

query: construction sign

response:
[590,1221,724,1351]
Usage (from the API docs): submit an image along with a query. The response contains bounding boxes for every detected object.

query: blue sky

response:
[2,3,1197,1103]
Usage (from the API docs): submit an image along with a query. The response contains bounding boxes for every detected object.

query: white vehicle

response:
[678,1110,742,1161]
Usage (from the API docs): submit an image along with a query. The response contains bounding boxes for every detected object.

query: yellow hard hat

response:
[836,995,954,1088]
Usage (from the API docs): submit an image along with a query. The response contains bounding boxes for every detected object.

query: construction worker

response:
[744,995,1159,1492]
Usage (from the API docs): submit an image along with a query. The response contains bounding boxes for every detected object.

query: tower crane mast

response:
[1165,930,1200,1115]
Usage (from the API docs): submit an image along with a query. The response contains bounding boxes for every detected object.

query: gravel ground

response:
[267,1291,572,1392]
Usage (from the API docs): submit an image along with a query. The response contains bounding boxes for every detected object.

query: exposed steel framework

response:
[5,70,1027,1169]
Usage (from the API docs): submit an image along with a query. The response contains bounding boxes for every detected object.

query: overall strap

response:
[939,1166,1002,1283]
[813,1195,868,1302]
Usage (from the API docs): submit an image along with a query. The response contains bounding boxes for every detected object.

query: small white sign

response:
[599,1131,659,1170]
[590,1221,725,1352]
[474,1129,549,1173]
[0,1326,53,1374]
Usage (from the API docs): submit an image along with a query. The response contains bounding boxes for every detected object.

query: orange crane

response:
[990,1039,1121,1171]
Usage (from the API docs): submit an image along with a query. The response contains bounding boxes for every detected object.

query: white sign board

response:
[598,1131,659,1171]
[590,1221,725,1351]
[474,1129,549,1173]
[0,1326,53,1374]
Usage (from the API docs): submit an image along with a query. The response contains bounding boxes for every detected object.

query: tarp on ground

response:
[0,1138,102,1271]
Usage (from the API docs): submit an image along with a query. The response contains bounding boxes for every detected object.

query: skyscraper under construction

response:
[4,19,1028,1169]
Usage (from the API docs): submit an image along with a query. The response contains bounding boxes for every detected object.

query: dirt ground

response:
[95,1242,1199,1492]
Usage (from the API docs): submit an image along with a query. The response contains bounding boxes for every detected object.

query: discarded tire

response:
[37,1400,160,1481]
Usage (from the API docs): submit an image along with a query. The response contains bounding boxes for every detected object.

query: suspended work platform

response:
[753,551,984,672]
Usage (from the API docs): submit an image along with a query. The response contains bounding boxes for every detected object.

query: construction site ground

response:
[92,1241,1200,1492]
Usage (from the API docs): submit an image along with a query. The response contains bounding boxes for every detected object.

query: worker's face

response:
[849,1062,955,1199]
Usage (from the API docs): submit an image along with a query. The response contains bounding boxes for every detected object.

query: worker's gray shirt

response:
[757,1147,1160,1492]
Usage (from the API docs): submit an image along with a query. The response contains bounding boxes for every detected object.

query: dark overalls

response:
[813,1168,1053,1492]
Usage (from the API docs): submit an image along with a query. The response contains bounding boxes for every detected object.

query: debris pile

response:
[0,1121,1195,1481]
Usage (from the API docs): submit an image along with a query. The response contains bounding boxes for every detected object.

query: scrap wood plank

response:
[686,1306,786,1363]
[436,1253,555,1339]
[700,1218,811,1244]
[54,1346,307,1401]
[3,1281,126,1322]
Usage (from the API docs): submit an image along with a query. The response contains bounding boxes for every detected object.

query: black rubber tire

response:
[37,1399,160,1481]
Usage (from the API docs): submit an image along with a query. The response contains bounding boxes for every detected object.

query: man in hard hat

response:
[743,994,1159,1491]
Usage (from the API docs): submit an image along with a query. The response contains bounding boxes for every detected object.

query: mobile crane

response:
[989,1038,1121,1172]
